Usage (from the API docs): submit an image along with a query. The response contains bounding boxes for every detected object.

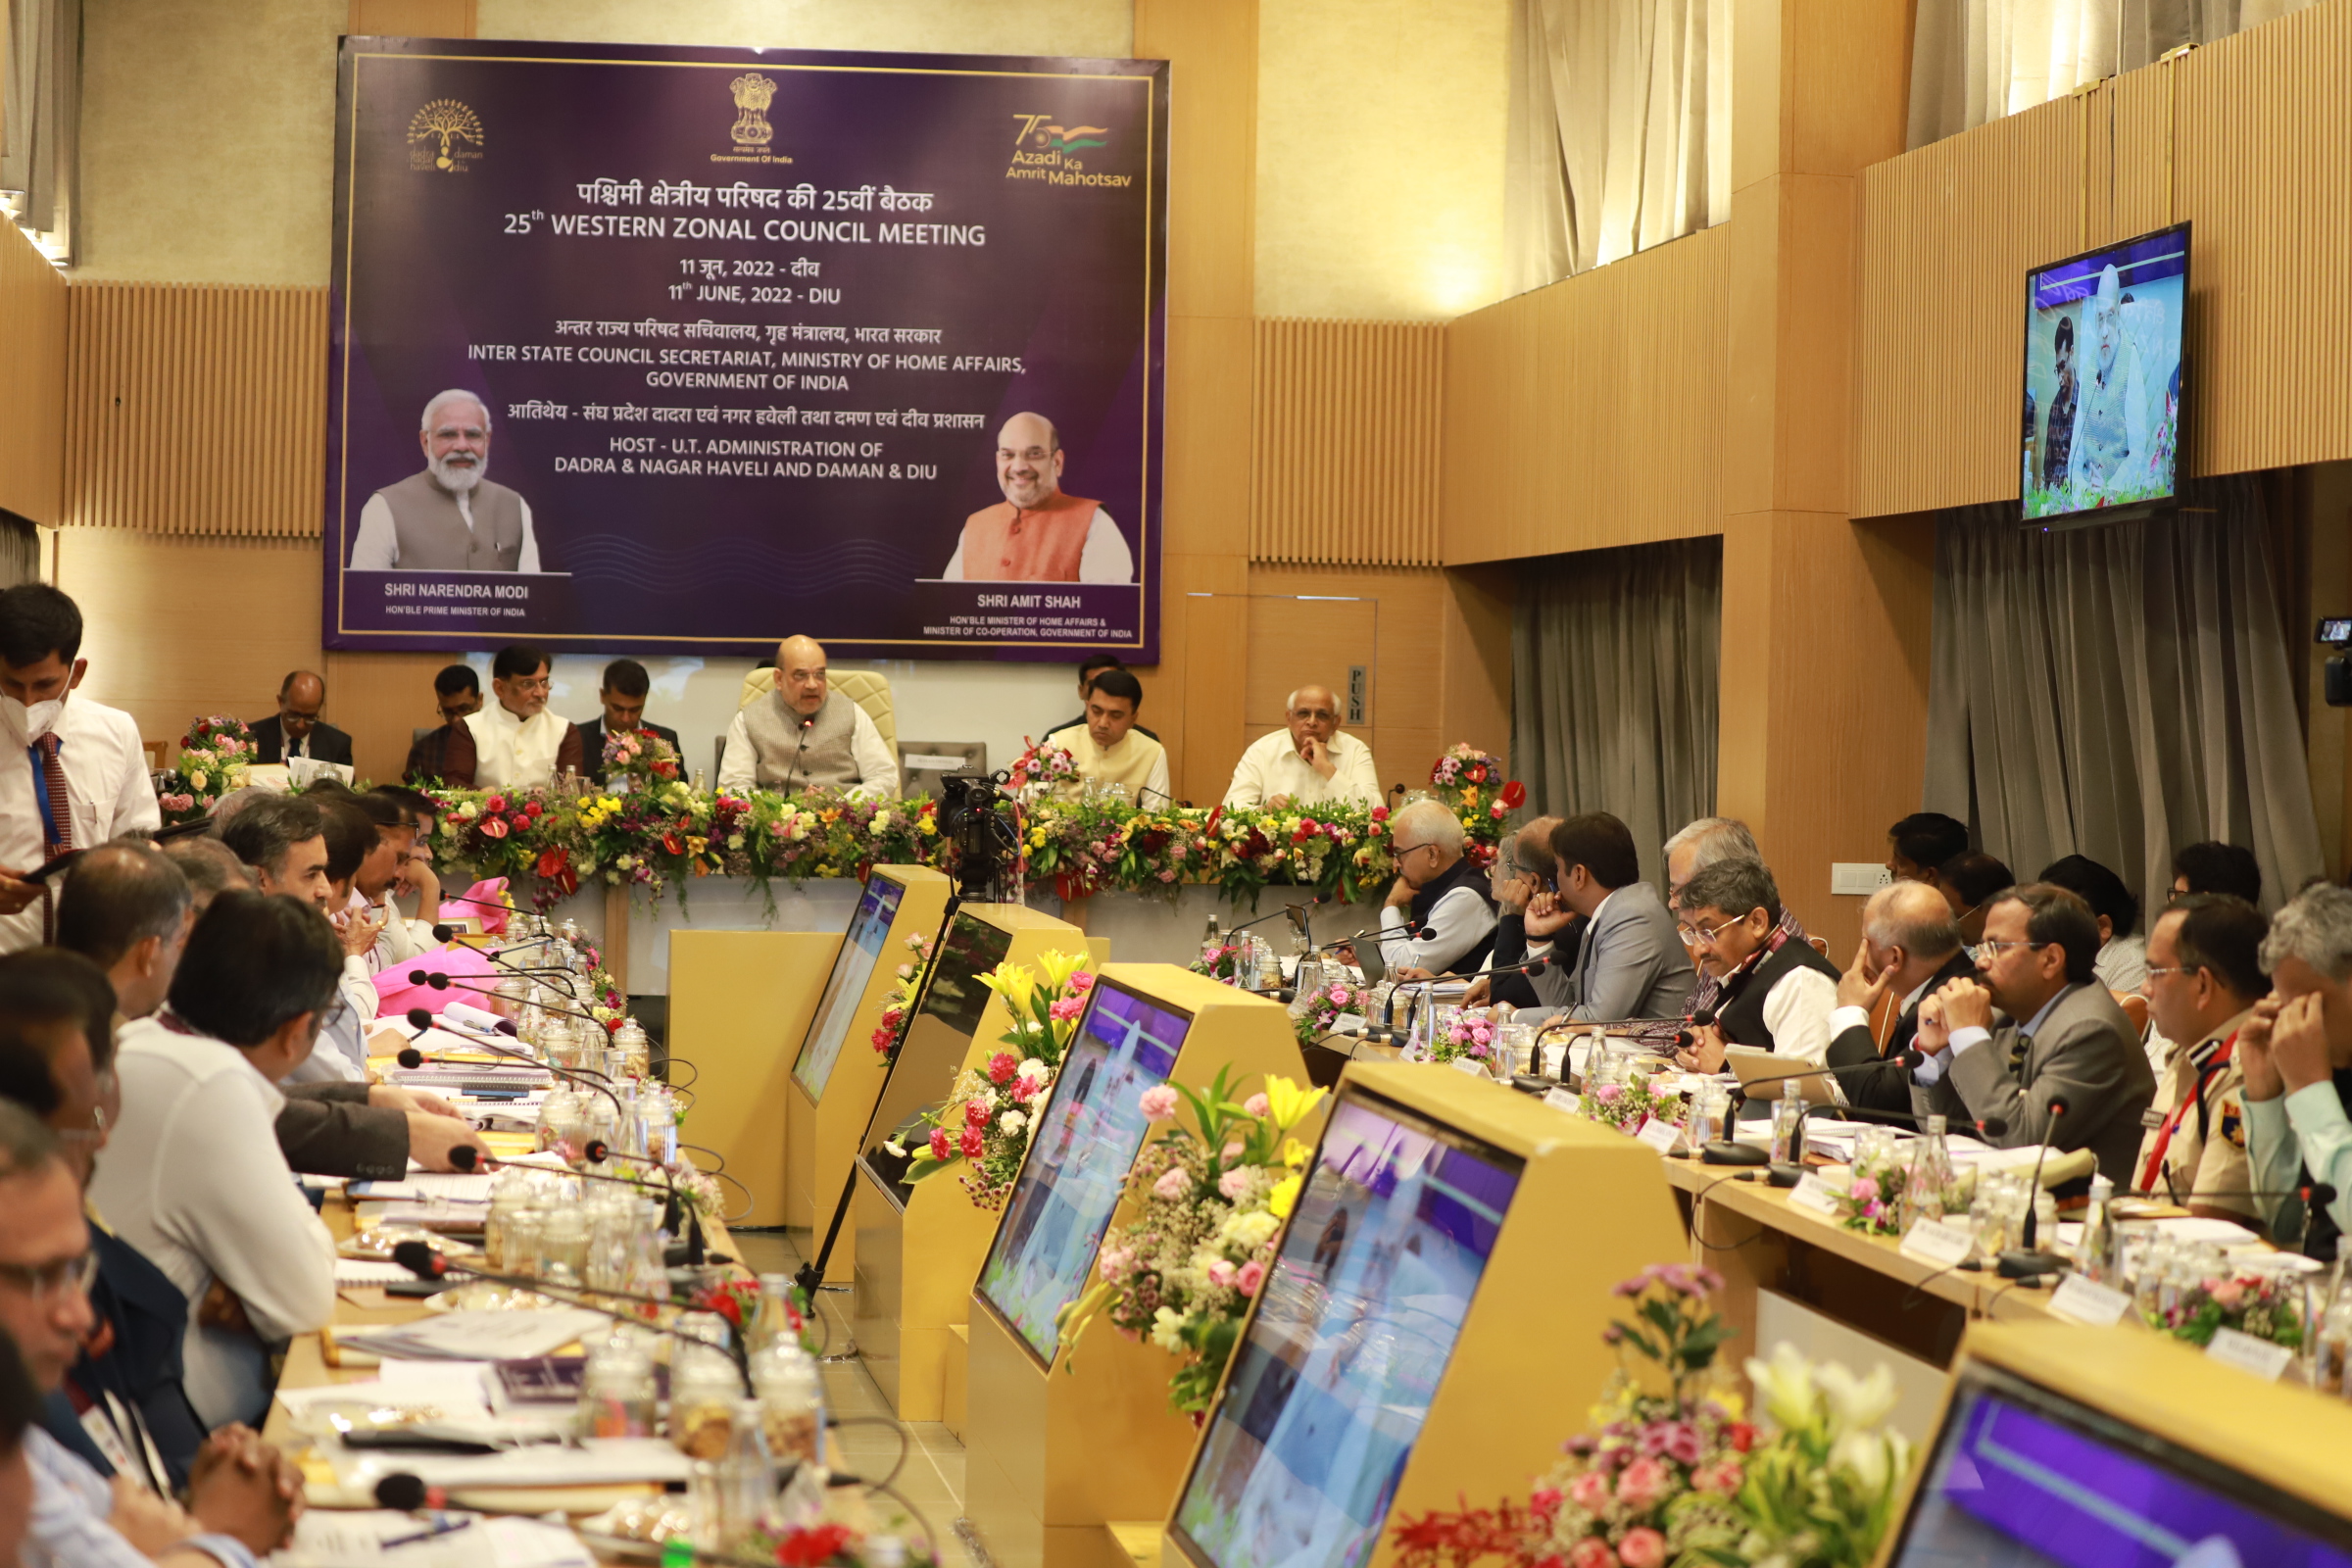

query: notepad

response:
[335,1308,609,1363]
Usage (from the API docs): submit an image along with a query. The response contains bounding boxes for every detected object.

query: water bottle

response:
[1200,914,1222,963]
[2075,1174,2117,1282]
[1769,1080,1804,1164]
[1901,1114,1954,1228]
[713,1398,777,1551]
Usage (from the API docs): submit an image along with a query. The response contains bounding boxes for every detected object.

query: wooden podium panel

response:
[852,903,1088,1419]
[964,967,1323,1568]
[783,867,954,1284]
[666,930,839,1228]
[1159,1061,1690,1568]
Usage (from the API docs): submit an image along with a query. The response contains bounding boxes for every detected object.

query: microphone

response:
[446,1149,700,1257]
[1674,1004,1722,1051]
[1307,918,1418,956]
[1371,956,1553,1046]
[409,968,614,1038]
[1695,1054,1929,1174]
[389,1242,739,1380]
[434,890,521,915]
[401,1008,626,1125]
[1997,1096,2071,1279]
[374,1474,448,1512]
[1810,1104,2011,1139]
[1226,896,1333,939]
[431,925,585,997]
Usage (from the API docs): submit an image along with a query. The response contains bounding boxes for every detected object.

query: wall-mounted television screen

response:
[858,910,1013,1201]
[976,981,1192,1363]
[2022,222,2188,524]
[791,873,906,1102]
[1885,1359,2352,1566]
[1167,1086,1524,1568]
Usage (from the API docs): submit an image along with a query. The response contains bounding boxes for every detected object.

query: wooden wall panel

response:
[347,0,477,36]
[63,281,329,536]
[1250,319,1443,566]
[1440,225,1730,565]
[1241,564,1447,793]
[1849,92,2088,518]
[0,220,68,525]
[1853,2,2352,515]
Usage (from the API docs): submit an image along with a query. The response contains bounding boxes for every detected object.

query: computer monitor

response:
[1166,1083,1526,1568]
[858,909,1013,1201]
[1886,1358,2352,1567]
[975,980,1195,1363]
[791,872,906,1102]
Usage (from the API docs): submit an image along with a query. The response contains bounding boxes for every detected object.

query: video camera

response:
[2321,617,2352,707]
[937,771,1021,902]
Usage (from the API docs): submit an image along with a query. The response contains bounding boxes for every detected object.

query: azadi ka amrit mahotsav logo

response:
[1007,115,1130,188]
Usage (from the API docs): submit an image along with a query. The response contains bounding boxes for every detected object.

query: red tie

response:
[34,733,71,941]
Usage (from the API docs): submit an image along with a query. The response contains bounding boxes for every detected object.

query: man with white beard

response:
[347,389,544,571]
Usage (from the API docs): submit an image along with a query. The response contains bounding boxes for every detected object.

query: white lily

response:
[1744,1342,1822,1431]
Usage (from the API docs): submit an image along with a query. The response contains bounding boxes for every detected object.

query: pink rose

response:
[1690,1459,1742,1496]
[1152,1166,1191,1200]
[987,1053,1019,1085]
[1139,1086,1179,1121]
[1849,1175,1879,1203]
[1567,1471,1611,1514]
[1050,996,1084,1021]
[2209,1278,2247,1310]
[1614,1455,1671,1513]
[1237,1259,1265,1296]
[1207,1259,1237,1289]
[1592,1083,1623,1103]
[1566,1539,1616,1568]
[1245,1093,1271,1117]
[1616,1529,1665,1568]
[1071,973,1094,991]
[1329,987,1350,1004]
[1218,1167,1252,1200]
[1099,1246,1132,1282]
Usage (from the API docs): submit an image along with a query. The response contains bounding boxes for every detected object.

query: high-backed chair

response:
[731,666,899,789]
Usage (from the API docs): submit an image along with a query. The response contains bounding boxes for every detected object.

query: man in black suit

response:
[1828,880,1978,1113]
[250,670,353,765]
[1915,882,2156,1183]
[576,658,681,781]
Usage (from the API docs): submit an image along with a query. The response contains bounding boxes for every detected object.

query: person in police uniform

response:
[2136,894,2267,1226]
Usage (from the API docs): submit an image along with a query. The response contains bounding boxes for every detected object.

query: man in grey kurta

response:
[348,389,544,572]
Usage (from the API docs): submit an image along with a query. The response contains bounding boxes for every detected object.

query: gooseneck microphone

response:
[401,1007,624,1119]
[431,923,584,998]
[389,1242,742,1382]
[408,968,612,1037]
[1374,955,1552,1043]
[1997,1095,2071,1279]
[444,1148,699,1259]
[1695,1052,1930,1172]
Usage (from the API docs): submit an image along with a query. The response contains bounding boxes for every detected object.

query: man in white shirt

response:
[940,413,1133,583]
[1378,800,1497,977]
[1222,685,1381,811]
[0,586,162,955]
[438,644,584,788]
[0,1102,301,1566]
[719,636,900,797]
[347,390,544,573]
[87,891,342,1429]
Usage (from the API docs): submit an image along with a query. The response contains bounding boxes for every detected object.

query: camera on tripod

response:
[2322,617,2352,707]
[937,771,1021,902]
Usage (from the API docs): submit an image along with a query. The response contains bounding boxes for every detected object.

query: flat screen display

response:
[2022,222,2188,523]
[976,981,1191,1363]
[1169,1087,1524,1568]
[791,874,906,1102]
[1886,1362,2352,1568]
[858,910,1013,1201]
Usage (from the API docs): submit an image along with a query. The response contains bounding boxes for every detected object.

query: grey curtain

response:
[1504,0,1732,294]
[1924,477,2323,912]
[1511,537,1721,887]
[1,0,81,258]
[1908,0,2317,150]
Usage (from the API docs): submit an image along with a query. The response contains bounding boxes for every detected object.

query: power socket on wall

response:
[1831,862,1893,898]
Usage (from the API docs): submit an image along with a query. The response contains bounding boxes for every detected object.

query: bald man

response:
[251,670,353,766]
[349,389,544,572]
[1823,879,1980,1113]
[1222,685,1381,810]
[718,636,900,798]
[939,413,1134,583]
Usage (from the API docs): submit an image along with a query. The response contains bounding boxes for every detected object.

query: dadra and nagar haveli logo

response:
[408,98,484,172]
[1006,115,1129,188]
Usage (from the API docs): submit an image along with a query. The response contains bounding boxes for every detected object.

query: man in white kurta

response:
[441,645,584,788]
[0,586,161,955]
[1222,684,1382,810]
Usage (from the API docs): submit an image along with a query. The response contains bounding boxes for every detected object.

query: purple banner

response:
[326,38,1168,660]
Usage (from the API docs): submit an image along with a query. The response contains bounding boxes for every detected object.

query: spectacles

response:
[0,1250,97,1302]
[1291,709,1338,722]
[1976,939,2051,956]
[1391,841,1436,858]
[1677,914,1746,950]
[2143,963,2196,981]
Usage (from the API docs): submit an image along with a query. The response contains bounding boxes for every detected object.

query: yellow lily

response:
[1261,1076,1326,1133]
[1267,1172,1303,1219]
[1035,949,1084,991]
[1280,1137,1313,1169]
[979,962,1036,1012]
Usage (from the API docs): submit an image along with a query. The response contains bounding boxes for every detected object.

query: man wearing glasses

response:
[1222,685,1381,810]
[1377,800,1497,978]
[436,643,584,788]
[1913,882,2154,1182]
[0,1101,301,1564]
[1669,858,1838,1074]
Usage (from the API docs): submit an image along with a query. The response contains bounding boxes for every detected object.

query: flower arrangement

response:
[407,744,1503,914]
[1428,743,1528,864]
[1834,1144,1906,1238]
[1007,737,1080,795]
[1391,1268,1915,1568]
[156,714,257,824]
[1426,1010,1496,1067]
[867,930,936,1064]
[1058,1071,1326,1412]
[1190,944,1245,983]
[601,725,684,791]
[2144,1266,2306,1350]
[902,950,1094,1207]
[1292,979,1367,1051]
[1583,1074,1659,1135]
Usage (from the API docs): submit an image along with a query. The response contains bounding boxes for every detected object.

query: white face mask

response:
[2,696,64,744]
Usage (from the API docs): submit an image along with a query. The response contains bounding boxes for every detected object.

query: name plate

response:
[2207,1326,2293,1382]
[1899,1217,1977,1269]
[1451,1055,1490,1078]
[1788,1174,1843,1217]
[2047,1273,2132,1327]
[1637,1116,1684,1155]
[1544,1087,1581,1115]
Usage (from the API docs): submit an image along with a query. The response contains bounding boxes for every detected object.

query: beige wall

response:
[1253,0,1511,320]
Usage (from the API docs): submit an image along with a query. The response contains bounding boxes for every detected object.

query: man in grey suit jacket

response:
[1528,812,1696,1023]
[1914,882,2154,1184]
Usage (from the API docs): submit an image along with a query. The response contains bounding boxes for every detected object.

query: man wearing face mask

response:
[0,587,162,956]
[347,390,543,572]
